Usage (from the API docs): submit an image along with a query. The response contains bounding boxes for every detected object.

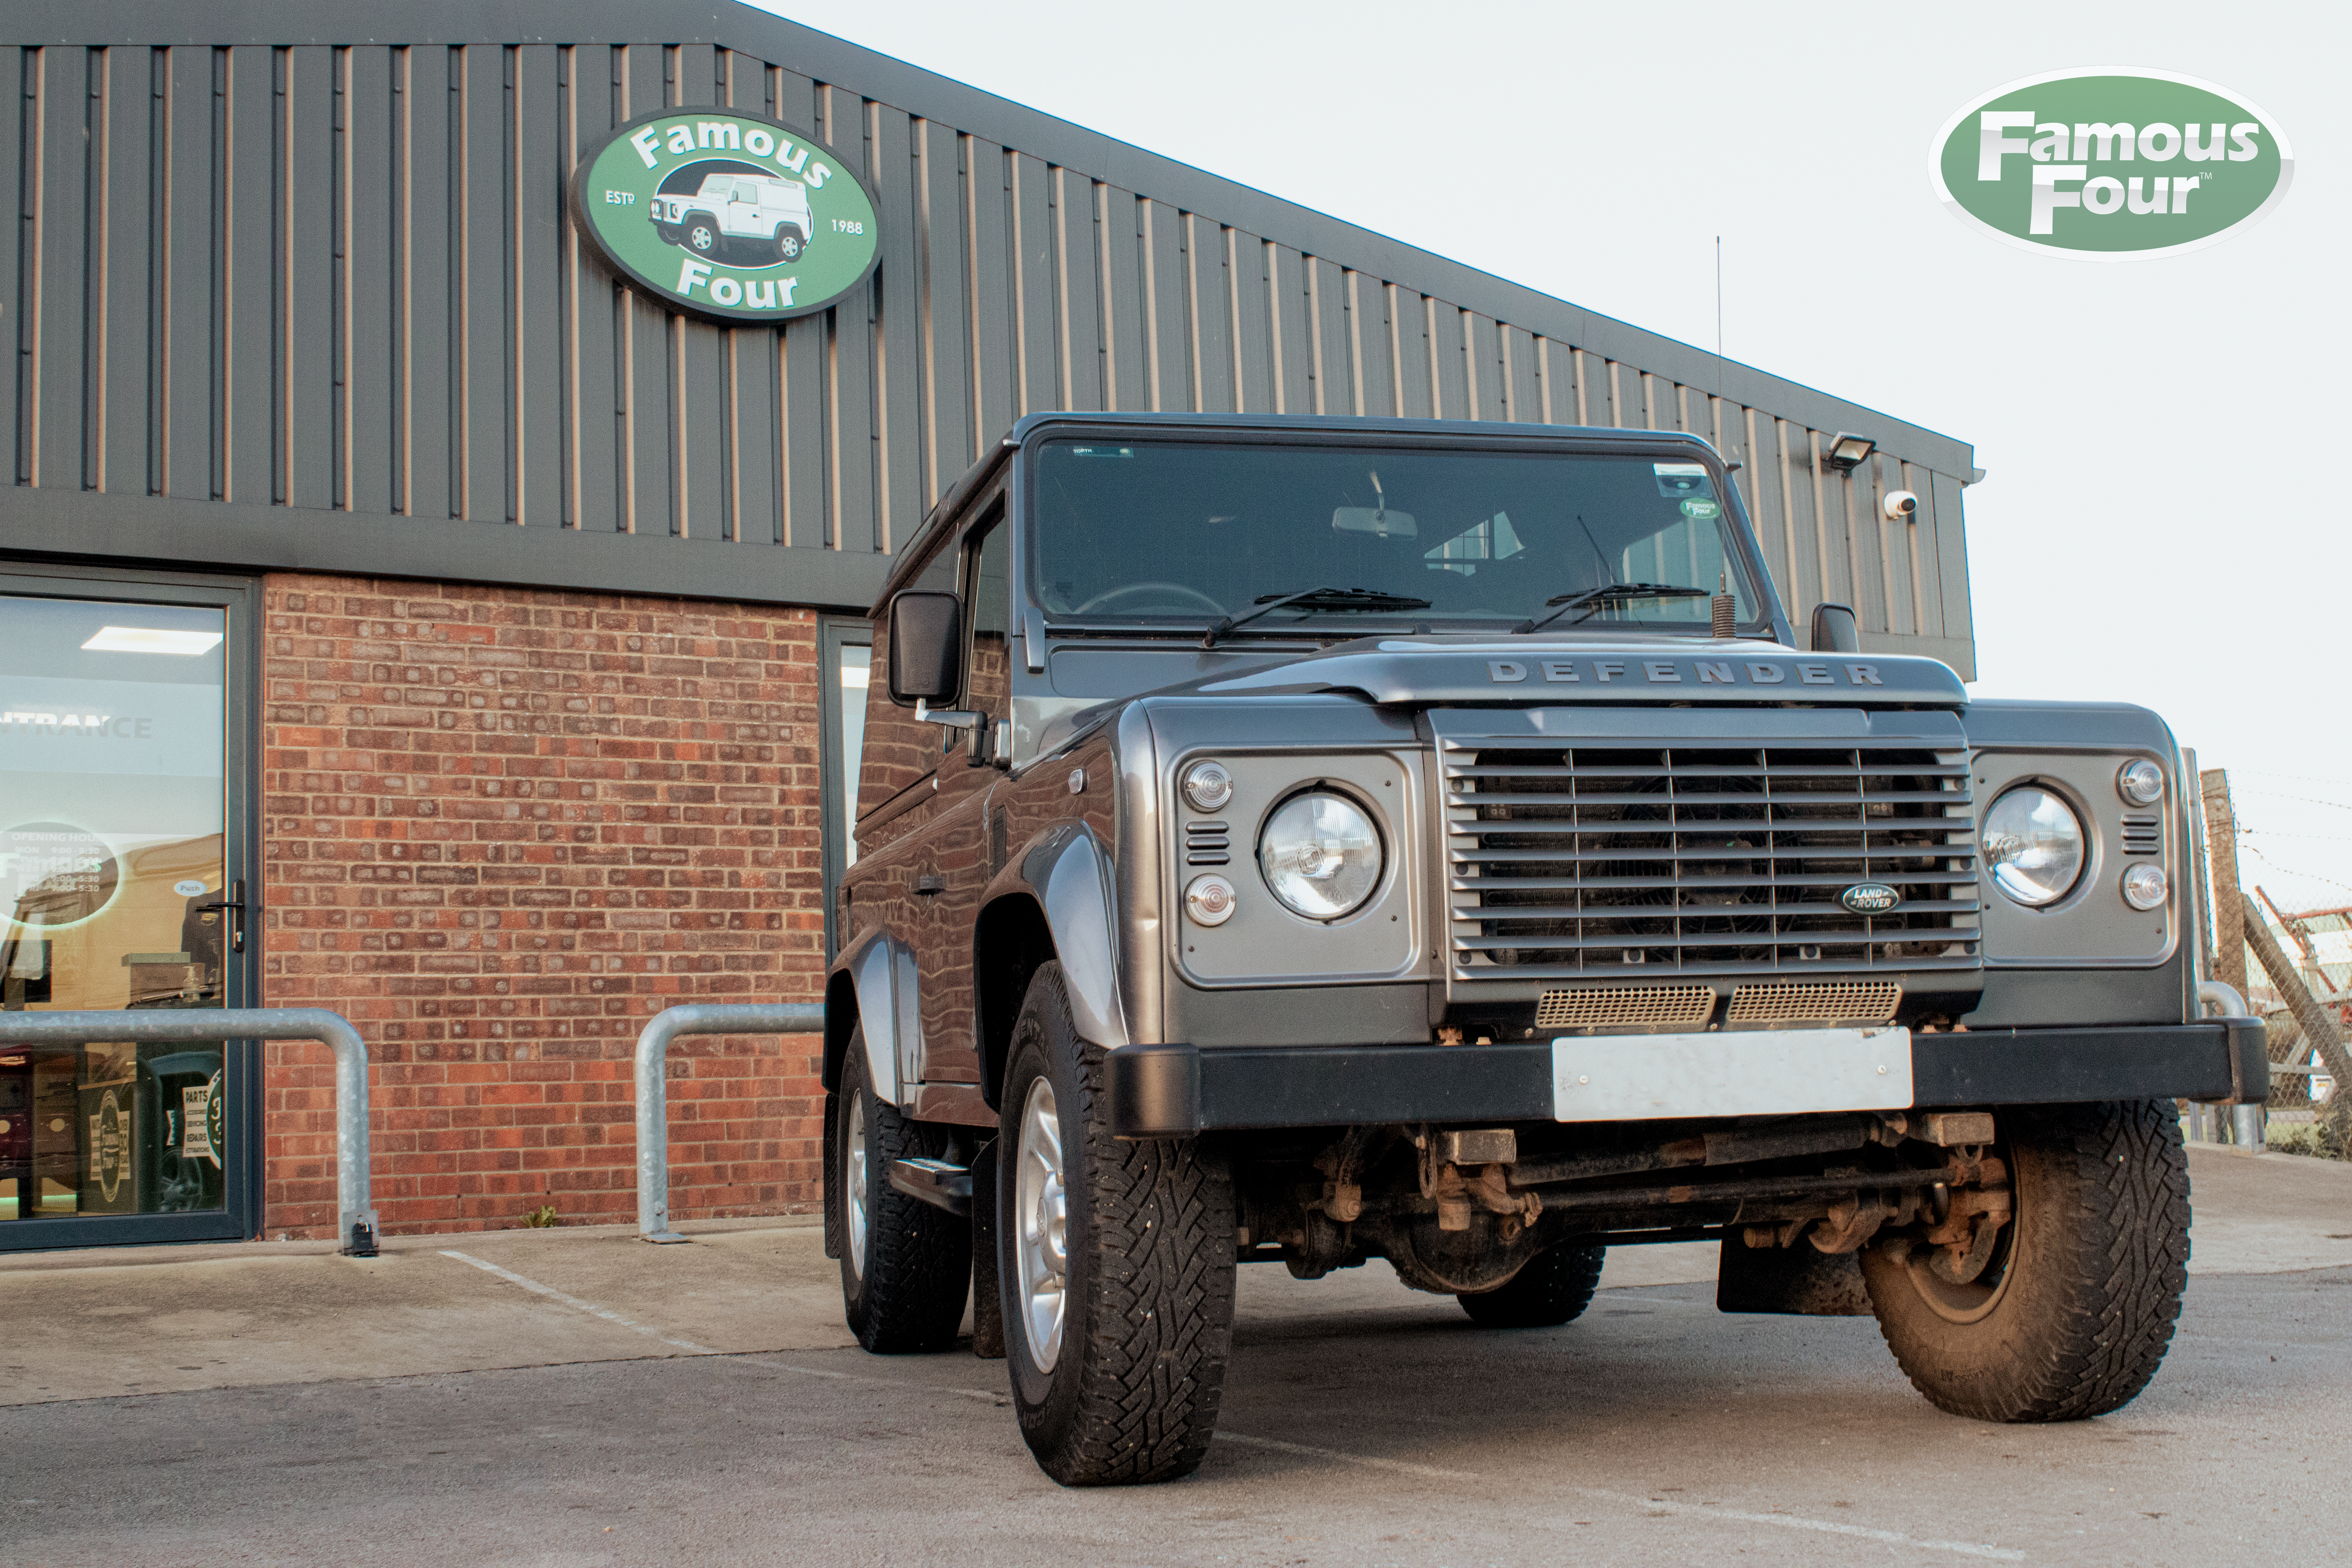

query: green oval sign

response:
[1930,69,2292,260]
[568,110,882,322]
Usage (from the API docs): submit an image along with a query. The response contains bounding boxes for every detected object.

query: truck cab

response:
[822,412,2266,1487]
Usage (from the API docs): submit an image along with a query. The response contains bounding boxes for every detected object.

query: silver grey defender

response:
[822,412,2265,1487]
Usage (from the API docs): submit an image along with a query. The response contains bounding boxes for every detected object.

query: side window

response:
[965,509,1011,727]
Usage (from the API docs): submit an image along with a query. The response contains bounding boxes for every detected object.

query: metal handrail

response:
[0,1007,376,1253]
[2197,980,2250,1018]
[2195,981,2268,1152]
[634,1002,825,1243]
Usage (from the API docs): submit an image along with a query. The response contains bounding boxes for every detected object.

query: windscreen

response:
[1029,441,1764,631]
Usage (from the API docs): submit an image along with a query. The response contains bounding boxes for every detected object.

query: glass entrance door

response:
[1,583,253,1246]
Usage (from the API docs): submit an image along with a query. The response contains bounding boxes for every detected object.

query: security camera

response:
[1882,490,1919,523]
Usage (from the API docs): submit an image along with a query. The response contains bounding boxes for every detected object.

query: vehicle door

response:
[847,544,956,1092]
[910,503,1012,1086]
[722,179,762,236]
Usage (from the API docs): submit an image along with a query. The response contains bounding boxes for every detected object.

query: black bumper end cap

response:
[2220,1014,2270,1104]
[1108,1042,1201,1138]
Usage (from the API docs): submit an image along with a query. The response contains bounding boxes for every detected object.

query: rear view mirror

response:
[1331,506,1417,539]
[887,592,962,705]
[1809,603,1860,654]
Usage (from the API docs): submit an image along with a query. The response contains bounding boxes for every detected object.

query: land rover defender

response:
[822,412,2267,1487]
[648,171,811,263]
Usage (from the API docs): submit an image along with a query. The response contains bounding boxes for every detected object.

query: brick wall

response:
[259,574,829,1239]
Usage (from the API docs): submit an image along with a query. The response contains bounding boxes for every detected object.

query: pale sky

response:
[754,0,2352,909]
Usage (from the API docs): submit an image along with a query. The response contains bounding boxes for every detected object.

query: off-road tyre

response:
[682,216,720,256]
[1456,1240,1606,1327]
[999,962,1236,1486]
[835,1034,971,1354]
[1860,1098,2189,1423]
[776,226,804,261]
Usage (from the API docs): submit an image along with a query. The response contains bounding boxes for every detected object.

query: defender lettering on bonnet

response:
[1488,658,1883,686]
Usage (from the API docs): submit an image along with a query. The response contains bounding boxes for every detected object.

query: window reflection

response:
[0,596,228,1223]
[838,645,869,869]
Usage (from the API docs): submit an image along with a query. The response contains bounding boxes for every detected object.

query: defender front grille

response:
[1446,739,1980,982]
[1725,980,1902,1024]
[1534,984,1716,1031]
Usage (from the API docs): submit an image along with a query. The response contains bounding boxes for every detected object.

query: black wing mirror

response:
[1809,602,1860,654]
[887,591,962,705]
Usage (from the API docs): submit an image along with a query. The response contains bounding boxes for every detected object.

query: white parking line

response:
[1571,1488,2025,1561]
[1218,1430,1482,1481]
[743,1358,1004,1404]
[1216,1430,2022,1560]
[440,1250,718,1355]
[437,1253,2022,1560]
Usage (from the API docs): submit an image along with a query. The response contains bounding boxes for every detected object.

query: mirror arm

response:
[915,698,983,728]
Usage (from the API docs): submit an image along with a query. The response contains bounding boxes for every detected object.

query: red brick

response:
[259,573,828,1240]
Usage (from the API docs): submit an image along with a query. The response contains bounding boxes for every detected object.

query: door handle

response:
[194,879,250,953]
[914,873,947,897]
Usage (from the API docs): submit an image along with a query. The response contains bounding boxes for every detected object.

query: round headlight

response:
[1258,791,1383,920]
[1182,759,1234,813]
[1983,786,2086,908]
[2121,863,2169,911]
[2117,759,2165,806]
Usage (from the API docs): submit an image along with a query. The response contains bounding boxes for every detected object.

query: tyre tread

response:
[1014,964,1236,1486]
[840,1047,970,1355]
[1869,1098,2189,1423]
[1457,1242,1606,1328]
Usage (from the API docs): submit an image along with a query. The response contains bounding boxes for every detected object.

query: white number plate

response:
[1551,1027,1914,1122]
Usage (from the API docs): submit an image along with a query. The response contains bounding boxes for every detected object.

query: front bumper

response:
[1107,1019,2270,1138]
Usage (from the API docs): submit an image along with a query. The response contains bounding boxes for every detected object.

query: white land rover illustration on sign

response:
[649,171,813,263]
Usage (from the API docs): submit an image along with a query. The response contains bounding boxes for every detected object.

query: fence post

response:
[2200,770,2249,1001]
[2243,910,2352,1147]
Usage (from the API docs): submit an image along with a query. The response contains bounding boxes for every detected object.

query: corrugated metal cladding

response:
[1,2,1975,673]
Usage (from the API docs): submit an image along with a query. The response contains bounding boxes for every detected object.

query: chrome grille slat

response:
[1454,871,1984,890]
[1452,899,1985,919]
[1454,930,1974,951]
[1444,738,1981,981]
[1442,845,1973,862]
[1449,789,1964,808]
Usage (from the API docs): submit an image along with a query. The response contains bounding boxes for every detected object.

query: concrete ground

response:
[2,1145,2347,1565]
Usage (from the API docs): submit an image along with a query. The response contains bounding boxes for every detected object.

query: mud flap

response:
[1716,1236,1874,1315]
[822,1089,842,1261]
[970,1138,1006,1359]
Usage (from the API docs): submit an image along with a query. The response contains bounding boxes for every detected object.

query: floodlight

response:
[1824,433,1876,472]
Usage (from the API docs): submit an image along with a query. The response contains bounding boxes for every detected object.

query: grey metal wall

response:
[0,2,1975,674]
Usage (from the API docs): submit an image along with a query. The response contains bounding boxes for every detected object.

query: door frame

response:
[818,615,873,964]
[0,562,263,1250]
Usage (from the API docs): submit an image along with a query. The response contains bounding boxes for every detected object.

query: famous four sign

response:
[1930,69,2292,260]
[568,110,883,322]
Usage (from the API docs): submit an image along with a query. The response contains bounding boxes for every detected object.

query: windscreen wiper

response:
[1512,583,1710,635]
[1201,586,1433,649]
